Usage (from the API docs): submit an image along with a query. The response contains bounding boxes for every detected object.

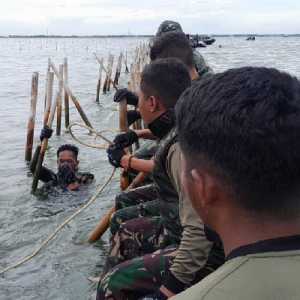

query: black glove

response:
[107,145,126,168]
[127,110,141,126]
[40,125,53,141]
[113,130,138,149]
[113,88,138,106]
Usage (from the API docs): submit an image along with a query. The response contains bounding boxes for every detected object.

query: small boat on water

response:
[187,34,216,48]
[246,36,256,41]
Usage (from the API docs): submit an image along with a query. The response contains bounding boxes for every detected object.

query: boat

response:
[187,34,215,48]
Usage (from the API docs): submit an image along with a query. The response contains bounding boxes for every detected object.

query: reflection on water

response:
[0,36,299,300]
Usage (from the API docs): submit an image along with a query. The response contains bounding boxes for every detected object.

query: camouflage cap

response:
[156,20,183,37]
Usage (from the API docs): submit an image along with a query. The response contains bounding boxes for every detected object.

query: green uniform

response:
[173,235,300,300]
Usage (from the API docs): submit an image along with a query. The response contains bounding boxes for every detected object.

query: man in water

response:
[30,127,94,191]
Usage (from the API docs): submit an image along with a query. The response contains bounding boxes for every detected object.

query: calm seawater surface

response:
[0,36,299,300]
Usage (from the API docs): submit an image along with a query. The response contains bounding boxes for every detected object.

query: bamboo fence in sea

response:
[25,42,150,192]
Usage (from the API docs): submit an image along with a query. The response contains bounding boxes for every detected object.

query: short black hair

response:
[150,32,194,68]
[57,144,79,159]
[141,58,191,109]
[176,66,300,220]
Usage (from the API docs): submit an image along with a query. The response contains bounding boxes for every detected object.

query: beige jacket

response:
[166,142,213,285]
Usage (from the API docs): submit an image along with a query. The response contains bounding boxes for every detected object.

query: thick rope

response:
[68,122,118,149]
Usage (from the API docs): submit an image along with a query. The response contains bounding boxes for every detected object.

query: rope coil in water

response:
[0,123,116,275]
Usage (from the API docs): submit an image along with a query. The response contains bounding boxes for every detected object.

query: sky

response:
[1,0,299,35]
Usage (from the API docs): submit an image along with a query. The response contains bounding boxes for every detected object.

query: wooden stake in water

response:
[107,55,114,92]
[49,60,93,129]
[63,58,70,130]
[56,64,63,136]
[113,53,123,86]
[32,93,58,193]
[96,57,103,103]
[43,71,54,126]
[25,72,39,162]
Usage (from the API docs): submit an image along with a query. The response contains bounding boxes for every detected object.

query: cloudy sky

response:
[1,0,299,35]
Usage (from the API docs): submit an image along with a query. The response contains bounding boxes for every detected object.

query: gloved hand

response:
[40,125,53,141]
[113,130,138,149]
[107,145,126,168]
[127,110,141,126]
[113,88,138,106]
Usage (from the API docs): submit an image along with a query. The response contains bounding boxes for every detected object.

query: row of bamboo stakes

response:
[25,41,150,200]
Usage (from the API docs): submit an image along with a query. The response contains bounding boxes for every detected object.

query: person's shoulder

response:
[172,256,248,300]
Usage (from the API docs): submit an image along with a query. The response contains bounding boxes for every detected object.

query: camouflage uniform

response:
[97,247,177,300]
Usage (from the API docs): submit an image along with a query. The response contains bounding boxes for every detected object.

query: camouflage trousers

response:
[97,246,177,300]
[110,184,159,235]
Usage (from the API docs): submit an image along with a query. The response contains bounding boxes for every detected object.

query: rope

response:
[68,122,119,149]
[0,122,117,275]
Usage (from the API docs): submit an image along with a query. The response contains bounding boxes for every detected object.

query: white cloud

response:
[0,0,299,34]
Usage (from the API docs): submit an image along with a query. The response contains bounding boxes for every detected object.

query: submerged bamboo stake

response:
[96,57,103,103]
[56,64,63,136]
[49,60,93,129]
[32,92,58,193]
[88,171,146,242]
[25,72,39,162]
[63,58,70,130]
[43,71,54,126]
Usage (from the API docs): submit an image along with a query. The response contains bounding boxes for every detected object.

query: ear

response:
[190,168,219,213]
[148,95,160,113]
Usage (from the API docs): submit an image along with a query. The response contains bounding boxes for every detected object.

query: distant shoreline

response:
[0,34,299,38]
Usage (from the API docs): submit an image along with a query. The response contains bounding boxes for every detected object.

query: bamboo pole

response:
[113,53,122,86]
[96,57,103,103]
[88,171,146,242]
[49,59,93,129]
[56,64,63,136]
[94,53,118,91]
[63,58,70,130]
[119,99,130,190]
[43,71,54,126]
[44,58,51,109]
[107,55,114,92]
[25,72,39,162]
[31,91,58,193]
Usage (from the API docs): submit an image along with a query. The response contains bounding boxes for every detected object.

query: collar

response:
[148,109,175,139]
[227,235,300,261]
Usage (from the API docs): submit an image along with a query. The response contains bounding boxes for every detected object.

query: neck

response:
[189,67,199,81]
[217,213,300,256]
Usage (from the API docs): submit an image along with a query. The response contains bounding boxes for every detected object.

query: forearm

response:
[121,155,154,173]
[135,129,157,140]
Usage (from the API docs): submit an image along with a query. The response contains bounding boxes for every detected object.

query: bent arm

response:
[165,144,213,288]
[135,129,157,140]
[121,155,154,173]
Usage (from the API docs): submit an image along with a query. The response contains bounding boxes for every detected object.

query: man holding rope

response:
[30,127,94,192]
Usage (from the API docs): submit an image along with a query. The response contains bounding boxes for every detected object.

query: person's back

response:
[179,243,300,299]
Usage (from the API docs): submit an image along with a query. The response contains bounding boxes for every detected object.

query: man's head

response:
[176,67,300,231]
[150,32,194,71]
[156,20,183,37]
[57,144,79,172]
[138,58,191,125]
